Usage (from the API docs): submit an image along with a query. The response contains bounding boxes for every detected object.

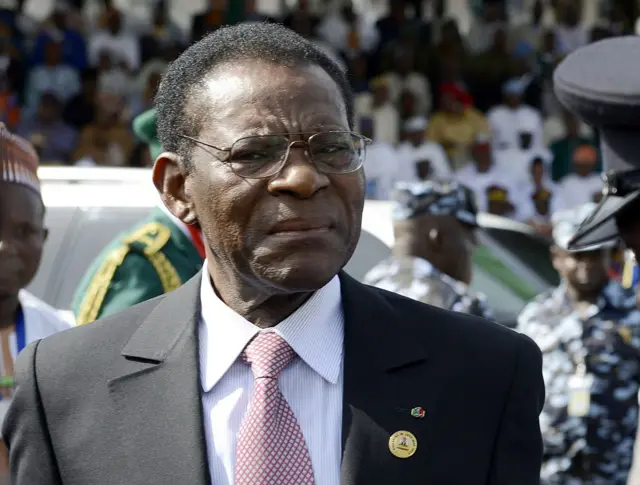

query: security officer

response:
[518,202,640,485]
[71,109,205,325]
[363,179,493,319]
[552,37,640,485]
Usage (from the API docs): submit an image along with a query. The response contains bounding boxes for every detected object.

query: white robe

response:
[0,291,74,433]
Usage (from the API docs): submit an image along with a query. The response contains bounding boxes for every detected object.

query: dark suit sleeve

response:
[488,333,545,485]
[3,341,63,485]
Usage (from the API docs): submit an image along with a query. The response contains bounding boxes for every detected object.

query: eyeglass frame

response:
[177,131,372,179]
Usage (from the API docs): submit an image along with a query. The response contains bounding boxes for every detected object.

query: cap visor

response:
[567,189,640,250]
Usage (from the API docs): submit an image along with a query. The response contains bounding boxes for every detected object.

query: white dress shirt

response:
[199,268,344,485]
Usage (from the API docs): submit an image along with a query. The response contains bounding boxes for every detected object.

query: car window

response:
[470,265,527,326]
[482,227,560,287]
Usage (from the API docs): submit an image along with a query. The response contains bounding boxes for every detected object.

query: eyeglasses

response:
[603,169,640,197]
[178,131,372,179]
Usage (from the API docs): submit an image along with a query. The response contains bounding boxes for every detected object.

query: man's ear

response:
[152,152,198,225]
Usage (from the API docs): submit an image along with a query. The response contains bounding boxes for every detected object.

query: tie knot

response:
[242,332,297,379]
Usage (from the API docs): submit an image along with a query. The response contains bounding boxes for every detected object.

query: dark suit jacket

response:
[4,271,545,484]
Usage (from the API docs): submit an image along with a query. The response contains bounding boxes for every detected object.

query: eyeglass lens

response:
[227,132,366,178]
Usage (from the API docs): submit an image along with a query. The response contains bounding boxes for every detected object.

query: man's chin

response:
[253,254,344,293]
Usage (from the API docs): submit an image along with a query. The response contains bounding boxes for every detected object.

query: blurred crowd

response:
[0,0,637,230]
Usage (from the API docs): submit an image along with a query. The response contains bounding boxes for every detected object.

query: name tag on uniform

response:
[568,372,593,417]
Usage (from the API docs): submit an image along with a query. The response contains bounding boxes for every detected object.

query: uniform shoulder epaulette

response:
[76,244,132,325]
[76,222,182,326]
[122,222,183,295]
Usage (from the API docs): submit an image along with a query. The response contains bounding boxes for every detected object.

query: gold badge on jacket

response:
[389,430,418,458]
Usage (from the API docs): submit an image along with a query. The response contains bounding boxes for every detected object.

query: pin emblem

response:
[410,407,425,418]
[389,430,418,459]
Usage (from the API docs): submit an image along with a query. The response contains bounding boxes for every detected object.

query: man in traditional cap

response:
[364,179,493,319]
[518,202,640,485]
[71,108,205,325]
[0,123,74,474]
[552,36,640,485]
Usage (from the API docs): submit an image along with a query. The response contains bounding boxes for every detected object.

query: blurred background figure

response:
[397,115,451,181]
[72,108,204,325]
[0,123,74,476]
[364,179,492,319]
[518,202,640,485]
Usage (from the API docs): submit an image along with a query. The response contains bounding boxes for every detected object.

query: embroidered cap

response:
[0,122,39,192]
[552,202,617,251]
[392,179,478,226]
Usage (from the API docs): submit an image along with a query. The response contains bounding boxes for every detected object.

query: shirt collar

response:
[199,264,344,393]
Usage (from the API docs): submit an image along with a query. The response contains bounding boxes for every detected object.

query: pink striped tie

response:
[235,332,316,485]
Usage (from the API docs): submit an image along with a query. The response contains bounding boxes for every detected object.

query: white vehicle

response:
[32,167,558,327]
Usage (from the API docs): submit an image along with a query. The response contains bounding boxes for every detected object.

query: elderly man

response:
[0,123,74,476]
[518,203,640,485]
[4,23,544,485]
[364,179,492,320]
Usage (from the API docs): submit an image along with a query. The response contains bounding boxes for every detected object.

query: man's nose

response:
[0,238,19,256]
[267,148,330,199]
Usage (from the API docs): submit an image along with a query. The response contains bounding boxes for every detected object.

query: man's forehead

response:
[192,62,346,136]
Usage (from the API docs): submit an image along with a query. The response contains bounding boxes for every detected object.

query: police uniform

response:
[517,203,640,485]
[71,109,205,325]
[552,36,640,485]
[363,180,493,320]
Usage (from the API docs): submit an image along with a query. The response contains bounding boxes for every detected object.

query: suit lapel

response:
[107,272,210,485]
[339,273,443,484]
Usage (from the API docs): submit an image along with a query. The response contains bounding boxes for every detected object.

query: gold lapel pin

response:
[389,430,418,459]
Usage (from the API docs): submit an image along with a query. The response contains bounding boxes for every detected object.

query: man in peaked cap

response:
[364,179,493,320]
[518,202,640,485]
[554,35,640,485]
[0,123,74,474]
[553,36,640,256]
[71,108,205,325]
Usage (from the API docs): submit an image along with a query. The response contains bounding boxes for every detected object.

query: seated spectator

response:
[316,4,378,58]
[484,184,519,218]
[89,8,140,73]
[355,77,399,145]
[380,46,431,115]
[17,92,77,164]
[398,89,418,123]
[73,94,133,166]
[521,156,564,236]
[63,68,97,131]
[466,27,512,112]
[550,109,599,181]
[559,145,604,209]
[455,133,525,219]
[397,116,451,181]
[96,51,130,98]
[360,118,397,200]
[487,78,544,153]
[554,2,587,55]
[140,0,184,64]
[31,7,87,71]
[25,39,80,116]
[509,0,544,53]
[426,82,488,170]
[466,0,507,54]
[536,28,563,116]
